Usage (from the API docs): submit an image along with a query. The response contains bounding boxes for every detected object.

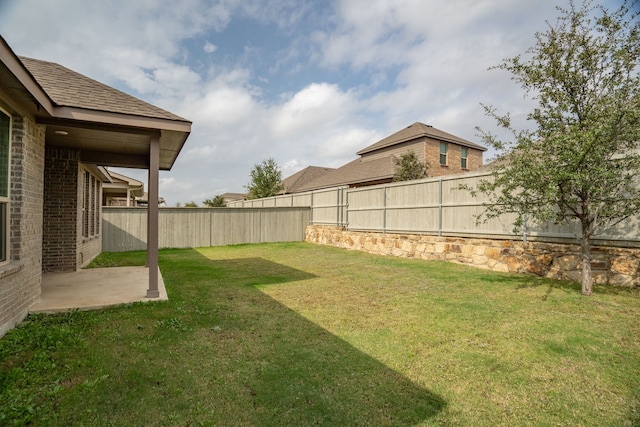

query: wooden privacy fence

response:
[230,186,348,226]
[102,207,310,252]
[228,171,640,248]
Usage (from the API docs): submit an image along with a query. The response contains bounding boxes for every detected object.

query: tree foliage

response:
[203,195,226,207]
[245,158,284,199]
[393,151,429,181]
[183,201,198,208]
[472,0,640,295]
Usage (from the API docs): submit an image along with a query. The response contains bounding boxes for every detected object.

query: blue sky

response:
[0,0,613,205]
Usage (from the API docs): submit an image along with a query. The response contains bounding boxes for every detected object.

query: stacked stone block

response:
[306,225,639,288]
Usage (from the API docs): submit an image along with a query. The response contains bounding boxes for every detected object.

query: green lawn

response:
[1,242,639,426]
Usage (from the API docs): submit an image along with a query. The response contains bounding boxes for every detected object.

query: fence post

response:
[210,209,213,247]
[337,187,342,226]
[383,185,387,233]
[345,188,349,229]
[438,177,443,236]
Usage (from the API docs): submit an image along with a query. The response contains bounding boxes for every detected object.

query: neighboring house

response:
[0,36,191,337]
[282,166,334,194]
[102,169,144,207]
[220,192,247,204]
[287,122,487,192]
[135,192,167,207]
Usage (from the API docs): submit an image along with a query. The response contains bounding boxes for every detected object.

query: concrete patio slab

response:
[30,267,168,313]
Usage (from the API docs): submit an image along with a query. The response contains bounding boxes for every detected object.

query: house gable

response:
[102,169,145,207]
[358,122,487,178]
[357,122,486,156]
[284,122,488,193]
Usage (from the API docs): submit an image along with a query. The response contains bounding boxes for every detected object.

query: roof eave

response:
[356,134,422,155]
[38,106,191,170]
[0,36,56,115]
[51,105,192,133]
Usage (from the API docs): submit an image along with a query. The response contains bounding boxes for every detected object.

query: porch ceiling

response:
[42,118,187,170]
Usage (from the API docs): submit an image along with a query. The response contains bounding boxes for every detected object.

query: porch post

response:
[146,134,160,298]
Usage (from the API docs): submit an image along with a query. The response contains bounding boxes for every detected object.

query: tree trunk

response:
[580,219,593,296]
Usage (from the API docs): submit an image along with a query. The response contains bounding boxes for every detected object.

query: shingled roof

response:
[19,56,188,122]
[282,166,335,194]
[357,122,486,155]
[282,122,487,193]
[295,156,397,192]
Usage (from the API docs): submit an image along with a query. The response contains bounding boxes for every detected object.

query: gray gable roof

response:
[220,192,247,201]
[19,56,188,123]
[282,166,335,193]
[296,156,397,192]
[357,122,486,156]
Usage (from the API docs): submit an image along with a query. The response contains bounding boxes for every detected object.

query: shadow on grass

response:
[484,269,638,299]
[158,249,446,426]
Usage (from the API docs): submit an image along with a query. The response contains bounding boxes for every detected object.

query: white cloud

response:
[315,128,382,162]
[1,0,577,205]
[270,83,358,138]
[203,42,218,53]
[281,159,308,178]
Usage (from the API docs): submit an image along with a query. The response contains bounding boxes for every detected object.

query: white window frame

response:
[439,142,448,166]
[461,147,468,169]
[82,169,101,240]
[0,107,11,263]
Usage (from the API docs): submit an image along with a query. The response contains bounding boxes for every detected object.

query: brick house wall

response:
[359,136,484,178]
[43,148,103,272]
[43,147,80,272]
[424,138,484,177]
[78,234,101,268]
[76,166,102,268]
[358,139,425,162]
[0,115,45,337]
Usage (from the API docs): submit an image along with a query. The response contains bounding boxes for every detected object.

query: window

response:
[440,142,448,166]
[461,147,468,169]
[0,109,10,262]
[82,170,101,239]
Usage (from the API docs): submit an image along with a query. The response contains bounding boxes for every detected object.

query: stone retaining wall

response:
[305,225,640,288]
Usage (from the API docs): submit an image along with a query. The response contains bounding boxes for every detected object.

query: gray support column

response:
[146,134,160,298]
